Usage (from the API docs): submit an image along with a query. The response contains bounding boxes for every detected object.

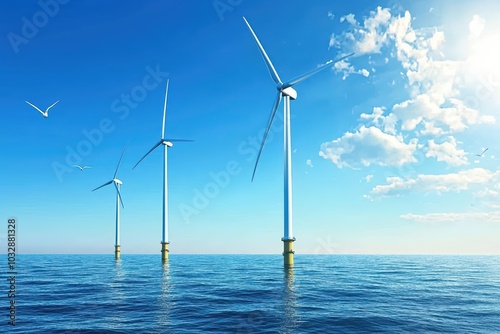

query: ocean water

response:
[3,254,500,333]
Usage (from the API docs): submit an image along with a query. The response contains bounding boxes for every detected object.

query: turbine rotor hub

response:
[113,178,123,185]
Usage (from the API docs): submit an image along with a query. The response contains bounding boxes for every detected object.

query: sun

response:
[466,33,500,85]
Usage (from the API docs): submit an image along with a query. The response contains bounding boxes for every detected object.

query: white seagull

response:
[476,148,488,157]
[25,100,59,118]
[73,165,92,171]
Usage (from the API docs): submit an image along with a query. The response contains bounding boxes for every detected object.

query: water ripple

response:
[5,254,500,333]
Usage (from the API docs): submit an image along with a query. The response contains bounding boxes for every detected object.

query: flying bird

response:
[476,148,488,157]
[25,100,59,118]
[73,165,92,171]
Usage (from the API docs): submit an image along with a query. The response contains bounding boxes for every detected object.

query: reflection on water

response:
[105,259,126,329]
[282,268,297,333]
[157,262,173,326]
[113,258,124,278]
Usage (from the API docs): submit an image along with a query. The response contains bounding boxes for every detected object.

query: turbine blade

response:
[163,139,195,142]
[251,92,282,181]
[113,147,127,179]
[133,140,163,169]
[243,17,282,85]
[46,100,59,111]
[114,182,124,209]
[282,53,354,88]
[92,180,113,192]
[162,80,169,139]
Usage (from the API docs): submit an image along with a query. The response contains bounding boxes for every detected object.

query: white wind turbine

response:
[243,17,353,267]
[92,147,126,259]
[133,80,192,262]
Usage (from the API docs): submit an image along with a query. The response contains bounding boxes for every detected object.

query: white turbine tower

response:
[92,147,126,260]
[133,80,192,262]
[243,17,353,267]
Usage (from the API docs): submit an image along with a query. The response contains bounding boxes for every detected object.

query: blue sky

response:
[1,0,500,254]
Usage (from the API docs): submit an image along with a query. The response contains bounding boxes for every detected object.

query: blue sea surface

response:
[3,255,500,333]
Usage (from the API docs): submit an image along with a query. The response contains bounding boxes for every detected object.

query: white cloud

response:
[367,168,500,198]
[325,7,497,172]
[425,137,468,166]
[387,10,412,47]
[335,7,392,55]
[383,13,495,137]
[357,7,392,54]
[340,13,356,25]
[476,188,500,198]
[473,188,500,209]
[401,211,500,223]
[333,60,372,80]
[469,14,485,39]
[334,59,350,71]
[365,174,374,182]
[429,31,445,50]
[360,106,385,124]
[306,159,313,168]
[391,94,436,131]
[360,107,397,134]
[319,126,417,169]
[328,33,335,49]
[390,94,494,135]
[363,7,391,31]
[328,11,334,19]
[420,121,445,136]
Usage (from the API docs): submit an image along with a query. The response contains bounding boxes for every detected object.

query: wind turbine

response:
[92,147,126,260]
[243,17,353,267]
[133,80,192,262]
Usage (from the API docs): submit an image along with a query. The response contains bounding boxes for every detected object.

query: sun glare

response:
[467,34,500,82]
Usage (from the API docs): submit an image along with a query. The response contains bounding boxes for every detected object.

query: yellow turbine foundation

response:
[161,242,169,262]
[115,245,121,260]
[282,238,295,268]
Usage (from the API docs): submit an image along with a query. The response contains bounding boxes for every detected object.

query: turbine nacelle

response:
[113,178,123,185]
[280,86,297,100]
[162,140,173,147]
